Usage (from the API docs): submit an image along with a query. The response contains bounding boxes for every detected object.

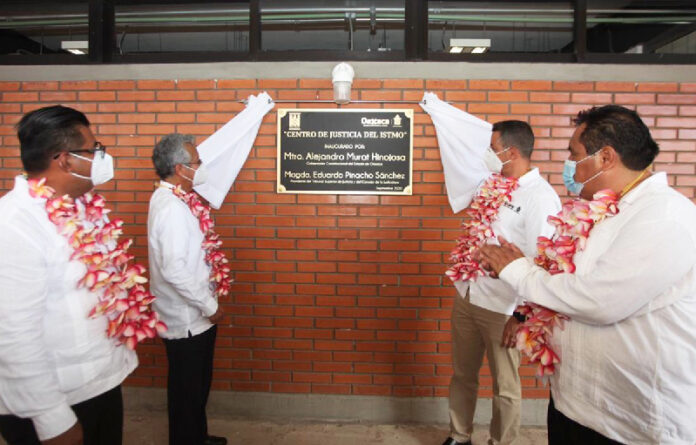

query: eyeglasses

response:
[69,142,107,159]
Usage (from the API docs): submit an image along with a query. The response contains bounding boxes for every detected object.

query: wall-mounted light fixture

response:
[332,62,355,104]
[61,40,88,55]
[449,38,491,54]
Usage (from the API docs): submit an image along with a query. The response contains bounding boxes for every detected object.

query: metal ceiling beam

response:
[88,0,114,63]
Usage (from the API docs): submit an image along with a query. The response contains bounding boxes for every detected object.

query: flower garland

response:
[28,178,166,350]
[170,185,231,300]
[516,189,619,377]
[447,173,519,282]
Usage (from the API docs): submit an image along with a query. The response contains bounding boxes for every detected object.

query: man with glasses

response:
[148,133,226,445]
[0,105,137,445]
[443,121,561,445]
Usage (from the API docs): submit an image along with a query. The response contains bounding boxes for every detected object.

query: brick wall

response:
[1,77,695,400]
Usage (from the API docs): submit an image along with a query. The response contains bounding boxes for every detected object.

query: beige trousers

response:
[448,293,521,445]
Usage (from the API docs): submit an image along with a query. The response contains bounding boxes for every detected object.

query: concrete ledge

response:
[1,61,696,82]
[123,387,548,426]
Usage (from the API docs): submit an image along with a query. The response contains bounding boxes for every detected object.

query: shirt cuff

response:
[32,403,78,441]
[498,257,535,292]
[200,295,219,318]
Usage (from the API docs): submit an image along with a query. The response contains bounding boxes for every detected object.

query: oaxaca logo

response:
[289,112,301,129]
[361,117,390,127]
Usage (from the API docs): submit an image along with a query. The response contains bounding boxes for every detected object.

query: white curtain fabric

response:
[193,92,275,209]
[420,92,492,214]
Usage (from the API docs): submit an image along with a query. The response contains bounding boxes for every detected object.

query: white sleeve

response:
[420,92,492,214]
[0,225,77,440]
[153,205,218,317]
[500,217,696,325]
[521,188,561,258]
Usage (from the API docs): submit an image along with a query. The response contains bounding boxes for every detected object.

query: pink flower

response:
[171,184,232,300]
[35,178,166,350]
[447,174,519,284]
[522,189,620,378]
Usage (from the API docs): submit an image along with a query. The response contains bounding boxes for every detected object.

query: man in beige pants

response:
[443,121,561,445]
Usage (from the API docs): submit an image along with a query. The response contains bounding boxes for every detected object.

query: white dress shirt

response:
[500,172,696,444]
[0,176,138,441]
[454,168,561,315]
[147,182,218,339]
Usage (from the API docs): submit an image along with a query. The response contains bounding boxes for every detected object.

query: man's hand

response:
[478,237,525,276]
[501,316,520,348]
[42,422,82,445]
[209,306,225,324]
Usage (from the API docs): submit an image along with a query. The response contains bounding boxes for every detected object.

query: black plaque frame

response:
[277,108,414,195]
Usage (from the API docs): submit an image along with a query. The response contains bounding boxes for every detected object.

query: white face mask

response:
[483,146,511,173]
[182,163,209,187]
[69,152,114,186]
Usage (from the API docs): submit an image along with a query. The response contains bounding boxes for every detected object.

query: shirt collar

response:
[517,167,541,187]
[159,180,176,190]
[620,171,667,206]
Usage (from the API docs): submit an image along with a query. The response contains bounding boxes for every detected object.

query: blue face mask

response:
[562,153,602,196]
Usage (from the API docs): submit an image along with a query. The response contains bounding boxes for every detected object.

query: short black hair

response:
[573,105,658,171]
[16,105,90,173]
[491,120,535,159]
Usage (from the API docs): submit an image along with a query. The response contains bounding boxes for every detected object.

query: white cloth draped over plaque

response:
[193,92,275,209]
[420,92,492,214]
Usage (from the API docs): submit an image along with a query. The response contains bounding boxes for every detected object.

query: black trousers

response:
[0,385,123,445]
[163,325,217,445]
[548,397,625,445]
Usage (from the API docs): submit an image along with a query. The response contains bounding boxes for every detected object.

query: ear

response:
[54,151,72,172]
[508,146,521,160]
[599,145,620,169]
[173,163,186,178]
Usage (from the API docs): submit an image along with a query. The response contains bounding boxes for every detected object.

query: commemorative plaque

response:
[277,109,413,195]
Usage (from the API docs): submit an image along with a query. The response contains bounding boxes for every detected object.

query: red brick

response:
[510,103,551,114]
[657,94,696,105]
[595,81,635,92]
[467,103,508,114]
[0,82,20,91]
[21,81,58,92]
[60,81,97,90]
[488,91,528,102]
[554,81,593,91]
[98,80,135,90]
[469,80,509,90]
[444,91,487,102]
[511,80,552,91]
[78,91,116,101]
[571,93,612,104]
[637,82,677,92]
[2,92,38,102]
[530,115,571,127]
[614,93,655,105]
[529,92,570,103]
[657,117,696,128]
[636,105,677,116]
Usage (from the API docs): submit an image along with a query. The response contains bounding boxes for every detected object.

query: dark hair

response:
[573,105,658,170]
[491,120,535,159]
[16,105,90,173]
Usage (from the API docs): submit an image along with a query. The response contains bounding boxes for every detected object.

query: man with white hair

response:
[148,133,228,445]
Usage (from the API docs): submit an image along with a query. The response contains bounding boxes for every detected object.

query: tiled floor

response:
[0,413,548,444]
